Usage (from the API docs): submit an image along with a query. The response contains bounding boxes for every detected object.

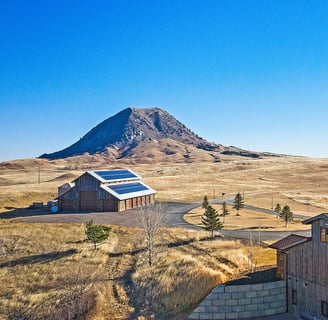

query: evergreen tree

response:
[222,201,230,222]
[201,205,223,238]
[233,192,244,216]
[274,203,282,217]
[281,205,293,227]
[85,220,111,250]
[202,195,209,209]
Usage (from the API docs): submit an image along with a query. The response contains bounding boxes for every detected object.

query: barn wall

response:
[97,188,118,212]
[58,187,79,211]
[286,219,328,318]
[287,276,328,319]
[287,222,328,286]
[58,172,156,212]
[75,173,100,191]
[118,201,125,212]
[276,251,286,279]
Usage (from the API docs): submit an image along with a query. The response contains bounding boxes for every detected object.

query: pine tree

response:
[233,192,244,216]
[222,201,229,222]
[202,195,209,209]
[281,205,293,227]
[274,203,282,217]
[85,220,111,250]
[201,205,223,238]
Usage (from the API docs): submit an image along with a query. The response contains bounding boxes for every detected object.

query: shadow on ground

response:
[0,208,92,219]
[225,266,279,286]
[0,248,78,268]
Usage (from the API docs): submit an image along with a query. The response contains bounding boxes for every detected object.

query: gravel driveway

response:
[1,201,311,241]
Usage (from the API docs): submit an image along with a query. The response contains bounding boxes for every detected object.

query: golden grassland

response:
[184,205,311,232]
[1,156,327,215]
[0,221,274,319]
[0,155,327,318]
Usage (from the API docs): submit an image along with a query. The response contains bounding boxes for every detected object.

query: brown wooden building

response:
[57,169,156,212]
[270,213,328,319]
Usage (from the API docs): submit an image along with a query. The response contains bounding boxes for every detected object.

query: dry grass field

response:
[0,222,274,319]
[0,155,327,319]
[184,205,311,233]
[1,156,328,215]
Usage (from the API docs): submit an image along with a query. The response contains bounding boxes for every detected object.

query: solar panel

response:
[94,170,138,181]
[109,182,149,195]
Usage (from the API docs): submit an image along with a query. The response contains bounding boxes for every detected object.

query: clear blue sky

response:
[1,0,328,162]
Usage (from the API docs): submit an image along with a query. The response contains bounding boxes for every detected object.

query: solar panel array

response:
[94,170,138,181]
[109,182,149,195]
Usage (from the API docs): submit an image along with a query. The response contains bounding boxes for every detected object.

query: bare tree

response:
[137,202,166,267]
[247,232,257,273]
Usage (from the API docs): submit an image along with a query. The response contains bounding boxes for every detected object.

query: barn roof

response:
[302,213,328,225]
[101,181,156,200]
[269,234,310,251]
[57,182,75,198]
[87,169,141,183]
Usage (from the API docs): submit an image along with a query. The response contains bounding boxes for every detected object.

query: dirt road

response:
[1,201,311,241]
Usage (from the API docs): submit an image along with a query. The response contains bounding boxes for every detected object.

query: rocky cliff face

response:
[40,107,272,162]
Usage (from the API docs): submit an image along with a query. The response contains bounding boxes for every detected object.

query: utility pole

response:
[258,224,261,244]
[38,166,40,184]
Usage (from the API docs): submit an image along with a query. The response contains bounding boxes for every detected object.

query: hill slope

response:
[39,107,273,162]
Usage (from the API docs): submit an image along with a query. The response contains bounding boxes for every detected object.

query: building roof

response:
[58,169,156,201]
[302,213,328,225]
[269,234,310,251]
[87,169,141,183]
[57,182,75,198]
[101,181,156,201]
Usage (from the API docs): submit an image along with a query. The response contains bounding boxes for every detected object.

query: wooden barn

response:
[57,169,156,212]
[270,213,328,319]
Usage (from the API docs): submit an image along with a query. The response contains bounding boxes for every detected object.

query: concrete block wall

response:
[189,280,286,320]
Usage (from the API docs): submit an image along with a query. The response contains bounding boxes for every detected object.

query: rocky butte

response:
[40,107,277,163]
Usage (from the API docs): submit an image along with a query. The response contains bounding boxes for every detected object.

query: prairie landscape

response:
[0,155,328,319]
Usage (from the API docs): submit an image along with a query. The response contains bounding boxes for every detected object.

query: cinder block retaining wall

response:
[189,280,286,320]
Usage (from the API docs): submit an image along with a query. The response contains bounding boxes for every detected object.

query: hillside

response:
[39,107,275,163]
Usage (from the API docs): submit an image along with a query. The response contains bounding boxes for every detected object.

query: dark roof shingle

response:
[269,234,309,251]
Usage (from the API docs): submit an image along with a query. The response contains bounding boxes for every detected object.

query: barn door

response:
[79,191,97,211]
[103,199,118,212]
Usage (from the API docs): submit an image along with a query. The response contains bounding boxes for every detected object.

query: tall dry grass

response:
[0,221,114,319]
[131,228,275,319]
[0,222,275,319]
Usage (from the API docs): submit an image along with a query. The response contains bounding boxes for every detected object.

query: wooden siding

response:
[287,222,328,286]
[285,218,328,318]
[287,276,328,318]
[79,191,97,211]
[103,199,118,212]
[58,187,79,211]
[75,173,100,191]
[58,172,155,212]
[277,251,286,279]
[59,199,78,212]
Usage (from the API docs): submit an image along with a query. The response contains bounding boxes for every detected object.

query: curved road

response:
[8,199,311,242]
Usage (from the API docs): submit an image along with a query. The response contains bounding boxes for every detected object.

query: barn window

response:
[321,301,328,317]
[320,228,328,243]
[292,289,297,305]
